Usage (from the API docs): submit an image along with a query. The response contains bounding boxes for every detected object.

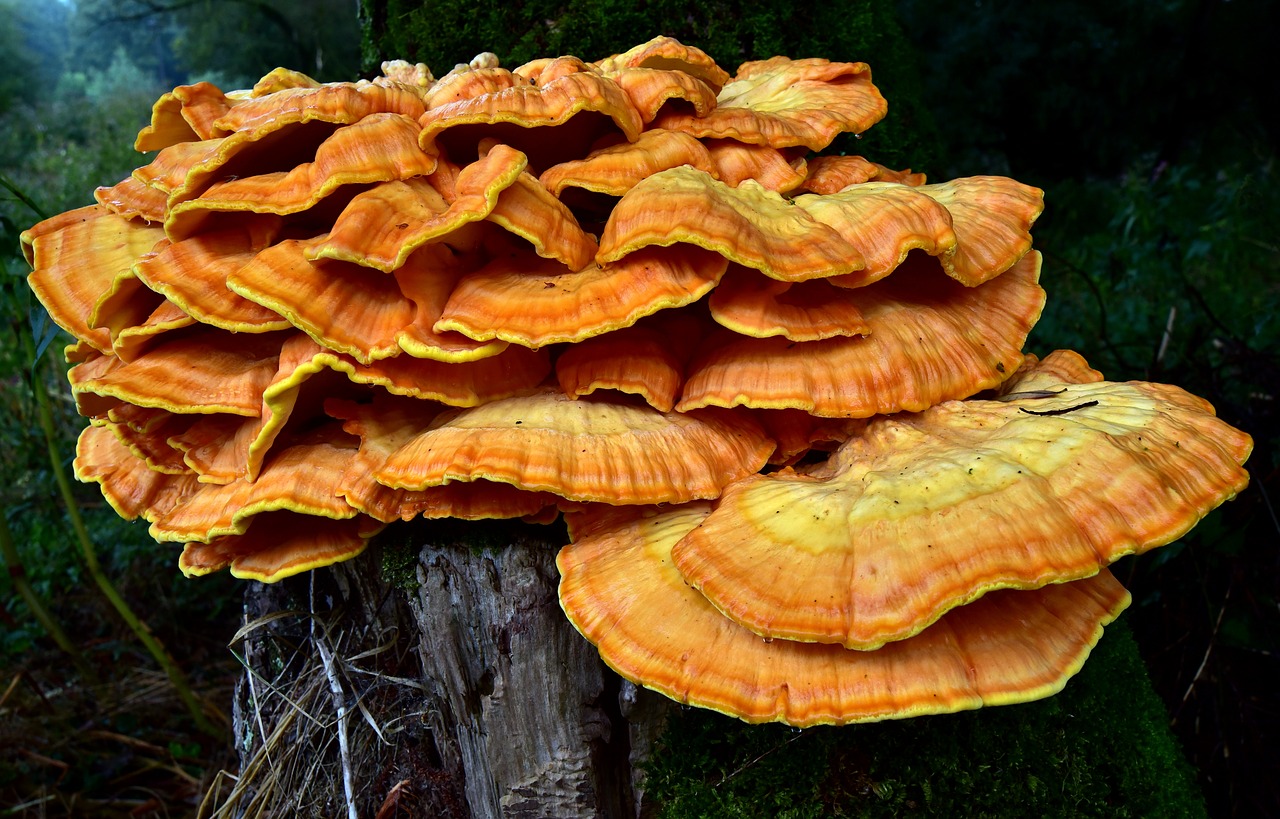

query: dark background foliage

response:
[0,0,1275,815]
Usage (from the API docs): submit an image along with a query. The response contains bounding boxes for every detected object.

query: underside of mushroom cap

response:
[178,512,384,582]
[558,503,1132,726]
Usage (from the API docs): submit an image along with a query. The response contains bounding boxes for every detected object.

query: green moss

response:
[377,536,421,592]
[359,0,941,173]
[644,618,1205,818]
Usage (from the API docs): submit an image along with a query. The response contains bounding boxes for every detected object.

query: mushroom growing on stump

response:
[24,35,1250,749]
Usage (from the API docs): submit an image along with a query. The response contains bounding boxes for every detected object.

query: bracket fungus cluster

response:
[25,37,1251,726]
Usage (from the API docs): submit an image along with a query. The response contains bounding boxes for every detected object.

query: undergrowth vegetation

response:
[0,44,243,818]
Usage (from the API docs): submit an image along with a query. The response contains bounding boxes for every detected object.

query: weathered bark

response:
[229,523,667,818]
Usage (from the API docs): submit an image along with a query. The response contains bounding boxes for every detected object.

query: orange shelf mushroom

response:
[23,39,1250,724]
[673,358,1252,649]
[558,503,1132,726]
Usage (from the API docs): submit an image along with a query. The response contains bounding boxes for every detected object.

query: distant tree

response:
[0,0,69,114]
[71,0,362,88]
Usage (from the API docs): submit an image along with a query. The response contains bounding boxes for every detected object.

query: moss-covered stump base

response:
[643,618,1206,818]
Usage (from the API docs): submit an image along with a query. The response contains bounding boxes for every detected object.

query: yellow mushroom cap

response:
[653,56,887,151]
[74,425,201,521]
[327,395,558,523]
[418,71,644,172]
[310,144,526,272]
[594,36,731,92]
[598,167,864,281]
[800,155,926,194]
[134,81,235,152]
[707,265,870,341]
[672,361,1253,649]
[25,207,166,353]
[539,129,718,199]
[374,388,774,505]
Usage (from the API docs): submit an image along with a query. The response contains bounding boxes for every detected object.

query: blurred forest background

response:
[0,0,1276,816]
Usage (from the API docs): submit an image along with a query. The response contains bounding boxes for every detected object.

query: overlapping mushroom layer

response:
[24,37,1250,725]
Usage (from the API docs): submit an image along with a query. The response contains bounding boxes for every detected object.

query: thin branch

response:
[311,577,358,819]
[0,510,97,682]
[23,326,223,739]
[0,172,48,220]
[1172,580,1231,727]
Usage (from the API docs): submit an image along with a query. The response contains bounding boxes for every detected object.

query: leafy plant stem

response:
[0,508,98,682]
[0,171,48,220]
[24,330,225,740]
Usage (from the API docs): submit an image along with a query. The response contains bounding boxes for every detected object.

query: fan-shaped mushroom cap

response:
[794,182,957,286]
[164,113,438,240]
[133,85,426,211]
[69,330,286,417]
[229,237,420,364]
[512,55,596,85]
[178,512,384,582]
[703,139,807,193]
[150,435,361,543]
[375,388,774,505]
[603,166,1038,288]
[598,168,864,281]
[1000,349,1105,394]
[912,176,1045,287]
[248,67,322,97]
[539,129,717,198]
[594,36,731,92]
[558,503,1132,726]
[418,71,643,172]
[436,245,727,347]
[800,155,926,194]
[555,324,686,411]
[484,160,599,270]
[99,404,192,474]
[24,207,166,353]
[135,81,235,151]
[707,265,870,341]
[87,262,165,348]
[212,80,426,137]
[111,299,197,361]
[228,238,505,364]
[327,395,558,522]
[679,251,1045,417]
[75,425,201,521]
[163,332,350,484]
[319,341,550,407]
[425,66,527,109]
[653,56,887,151]
[310,144,525,272]
[752,410,865,466]
[610,67,720,123]
[673,360,1253,649]
[134,228,292,334]
[95,175,170,223]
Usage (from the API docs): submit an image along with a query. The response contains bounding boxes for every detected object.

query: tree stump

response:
[228,523,666,818]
